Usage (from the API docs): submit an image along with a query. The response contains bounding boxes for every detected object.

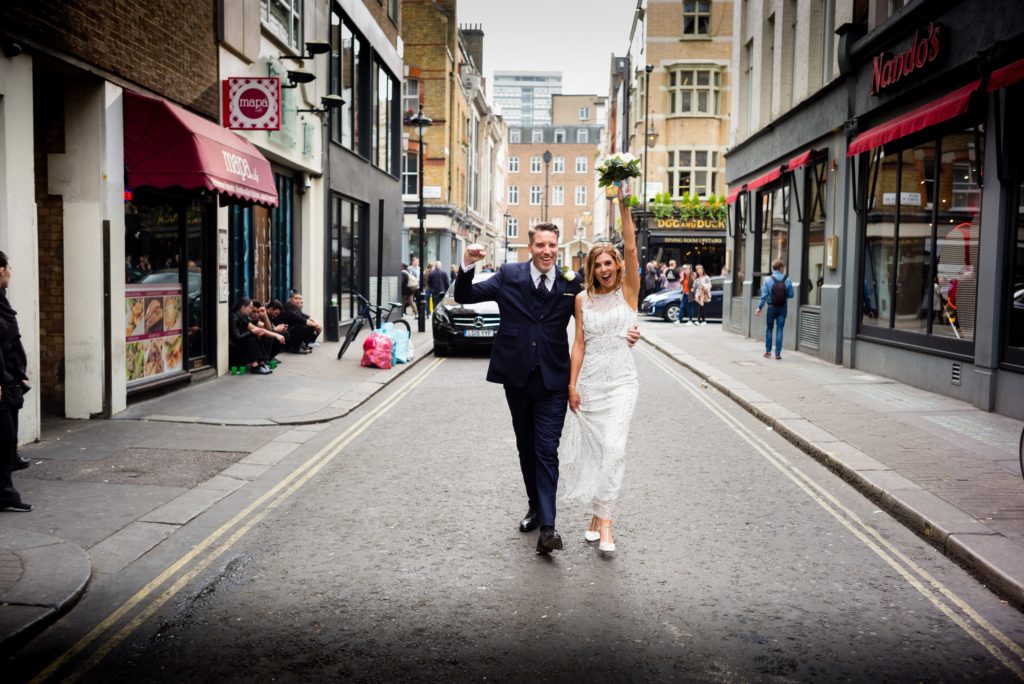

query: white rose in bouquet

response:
[596,152,642,188]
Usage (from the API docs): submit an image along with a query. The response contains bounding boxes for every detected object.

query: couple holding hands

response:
[454,185,641,555]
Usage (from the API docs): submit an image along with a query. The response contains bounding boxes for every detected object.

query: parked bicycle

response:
[336,292,410,360]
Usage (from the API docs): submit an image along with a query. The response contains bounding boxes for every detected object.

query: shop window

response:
[757,185,790,293]
[801,158,828,307]
[261,0,302,52]
[1005,181,1024,364]
[329,196,365,321]
[859,127,982,348]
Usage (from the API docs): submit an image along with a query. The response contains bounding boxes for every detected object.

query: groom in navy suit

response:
[455,223,638,554]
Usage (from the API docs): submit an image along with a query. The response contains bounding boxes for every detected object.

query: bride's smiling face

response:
[593,252,619,290]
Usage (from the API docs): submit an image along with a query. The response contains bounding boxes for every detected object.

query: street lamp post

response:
[406,107,433,333]
[542,149,552,222]
[641,63,654,265]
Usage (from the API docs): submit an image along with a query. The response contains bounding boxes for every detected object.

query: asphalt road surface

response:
[17,348,1024,682]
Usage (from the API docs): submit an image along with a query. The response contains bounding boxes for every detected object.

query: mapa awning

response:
[123,90,278,207]
[847,80,981,157]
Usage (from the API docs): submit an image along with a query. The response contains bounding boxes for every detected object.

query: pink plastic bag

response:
[361,332,393,369]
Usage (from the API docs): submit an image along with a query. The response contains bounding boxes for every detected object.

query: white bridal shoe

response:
[598,523,615,553]
[584,530,601,542]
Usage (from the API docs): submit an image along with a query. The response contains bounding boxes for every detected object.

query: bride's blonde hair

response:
[584,243,624,298]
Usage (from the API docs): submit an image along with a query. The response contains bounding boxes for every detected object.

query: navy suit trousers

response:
[504,367,568,529]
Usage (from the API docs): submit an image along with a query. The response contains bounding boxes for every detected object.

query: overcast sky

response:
[456,0,639,99]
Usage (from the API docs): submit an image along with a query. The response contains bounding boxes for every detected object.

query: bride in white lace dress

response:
[559,184,641,553]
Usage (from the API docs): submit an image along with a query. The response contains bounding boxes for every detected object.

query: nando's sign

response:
[870,22,942,96]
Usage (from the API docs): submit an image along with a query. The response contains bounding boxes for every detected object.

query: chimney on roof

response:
[460,23,485,74]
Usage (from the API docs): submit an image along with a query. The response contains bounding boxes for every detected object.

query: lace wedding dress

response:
[559,287,639,520]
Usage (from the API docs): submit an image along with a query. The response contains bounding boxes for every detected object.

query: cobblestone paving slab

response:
[0,551,23,593]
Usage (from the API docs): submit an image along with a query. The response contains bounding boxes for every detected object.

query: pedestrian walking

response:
[675,264,694,325]
[400,263,418,316]
[755,258,795,359]
[454,221,640,554]
[664,260,680,290]
[692,264,711,325]
[0,251,32,512]
[427,260,450,311]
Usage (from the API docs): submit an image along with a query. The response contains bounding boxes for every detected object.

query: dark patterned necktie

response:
[537,273,549,299]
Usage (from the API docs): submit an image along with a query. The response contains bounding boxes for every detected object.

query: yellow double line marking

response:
[33,357,446,684]
[640,346,1024,680]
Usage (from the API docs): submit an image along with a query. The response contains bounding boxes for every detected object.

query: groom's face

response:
[528,229,559,273]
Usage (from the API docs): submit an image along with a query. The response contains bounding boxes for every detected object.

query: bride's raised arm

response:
[618,184,641,305]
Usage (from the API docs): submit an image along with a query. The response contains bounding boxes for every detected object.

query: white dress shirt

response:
[460,260,553,290]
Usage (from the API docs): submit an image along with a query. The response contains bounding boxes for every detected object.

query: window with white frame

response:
[552,185,564,205]
[554,129,566,143]
[506,216,519,238]
[402,151,418,195]
[510,129,521,143]
[667,149,719,197]
[530,156,541,173]
[952,162,981,210]
[669,68,721,115]
[529,185,542,205]
[682,0,711,36]
[575,156,588,173]
[553,156,565,174]
[575,185,587,205]
[576,129,588,143]
[579,106,589,120]
[531,129,543,143]
[262,0,302,51]
[508,185,519,204]
[508,156,519,173]
[402,79,419,116]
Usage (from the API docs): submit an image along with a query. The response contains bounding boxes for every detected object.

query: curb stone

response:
[641,336,1024,610]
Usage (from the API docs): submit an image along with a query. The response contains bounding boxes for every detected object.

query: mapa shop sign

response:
[222,77,281,130]
[653,218,726,229]
[870,23,942,96]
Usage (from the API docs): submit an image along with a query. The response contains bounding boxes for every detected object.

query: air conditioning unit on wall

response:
[461,72,481,93]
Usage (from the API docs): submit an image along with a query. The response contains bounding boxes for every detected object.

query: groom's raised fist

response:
[463,243,486,266]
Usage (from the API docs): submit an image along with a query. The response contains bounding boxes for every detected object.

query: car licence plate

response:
[464,329,495,337]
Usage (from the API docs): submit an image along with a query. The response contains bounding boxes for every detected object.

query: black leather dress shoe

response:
[518,508,540,533]
[12,453,29,471]
[536,527,563,554]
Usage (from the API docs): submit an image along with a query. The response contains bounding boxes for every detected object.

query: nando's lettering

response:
[222,151,260,182]
[870,22,941,96]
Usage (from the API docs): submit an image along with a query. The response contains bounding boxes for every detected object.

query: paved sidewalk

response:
[0,321,434,655]
[641,320,1024,608]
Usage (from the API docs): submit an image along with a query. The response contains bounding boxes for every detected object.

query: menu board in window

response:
[125,283,184,386]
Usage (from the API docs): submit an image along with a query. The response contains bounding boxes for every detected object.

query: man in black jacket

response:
[427,260,450,311]
[272,292,322,353]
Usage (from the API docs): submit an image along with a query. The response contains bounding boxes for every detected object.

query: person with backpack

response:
[755,258,794,359]
[400,263,418,316]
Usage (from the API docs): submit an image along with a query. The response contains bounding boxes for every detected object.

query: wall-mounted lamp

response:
[297,94,345,115]
[282,68,316,89]
[280,40,331,62]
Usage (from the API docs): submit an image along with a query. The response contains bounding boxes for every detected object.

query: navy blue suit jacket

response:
[454,261,582,390]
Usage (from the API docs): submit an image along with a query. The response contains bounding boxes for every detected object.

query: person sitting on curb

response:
[229,298,273,374]
[755,258,795,360]
[251,300,287,364]
[273,291,322,354]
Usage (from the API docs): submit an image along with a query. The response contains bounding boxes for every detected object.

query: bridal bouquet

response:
[597,152,641,188]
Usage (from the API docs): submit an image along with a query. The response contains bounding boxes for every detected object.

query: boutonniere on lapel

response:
[560,265,576,282]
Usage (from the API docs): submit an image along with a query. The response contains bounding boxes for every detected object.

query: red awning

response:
[725,186,744,205]
[786,149,816,172]
[847,80,982,157]
[988,57,1024,92]
[746,167,783,191]
[123,91,278,207]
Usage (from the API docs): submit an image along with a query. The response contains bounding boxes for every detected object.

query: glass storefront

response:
[731,194,747,292]
[859,125,982,351]
[329,195,366,321]
[801,158,828,307]
[756,184,790,290]
[228,173,296,307]
[124,189,212,383]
